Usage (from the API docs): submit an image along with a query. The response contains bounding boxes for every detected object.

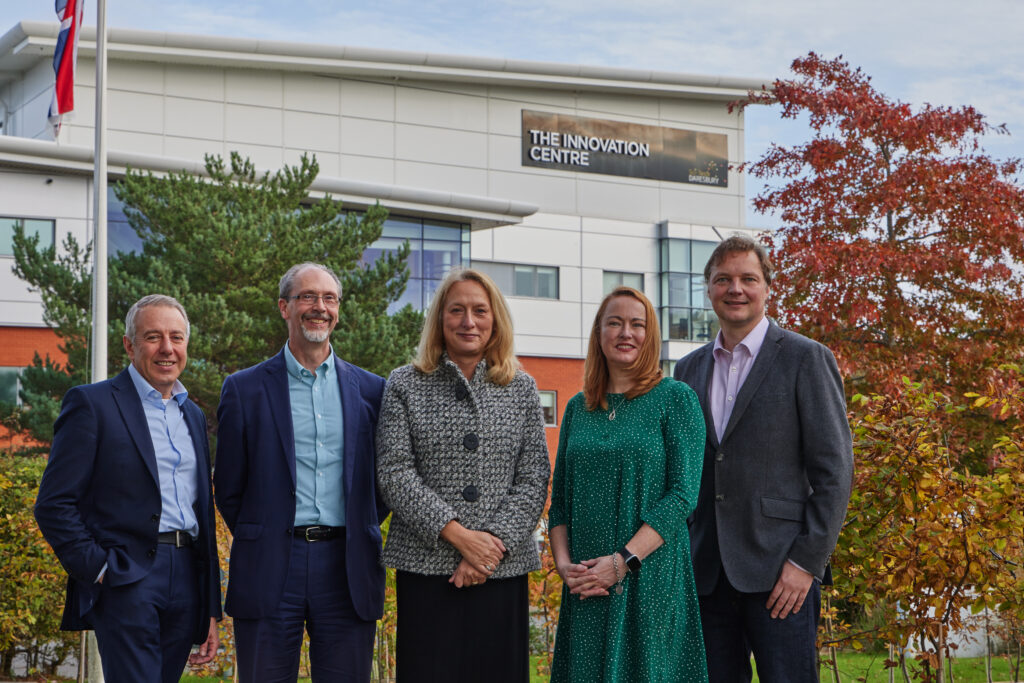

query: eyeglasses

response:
[286,292,340,306]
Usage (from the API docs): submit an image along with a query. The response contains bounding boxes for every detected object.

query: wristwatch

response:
[618,547,641,573]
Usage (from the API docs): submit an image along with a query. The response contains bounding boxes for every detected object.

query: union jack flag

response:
[48,0,85,137]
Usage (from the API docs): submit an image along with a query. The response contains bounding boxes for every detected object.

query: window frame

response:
[537,390,558,427]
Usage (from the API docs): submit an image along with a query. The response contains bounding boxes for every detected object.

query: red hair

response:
[582,287,662,410]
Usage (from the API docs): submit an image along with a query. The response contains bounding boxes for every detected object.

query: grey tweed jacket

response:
[376,357,551,578]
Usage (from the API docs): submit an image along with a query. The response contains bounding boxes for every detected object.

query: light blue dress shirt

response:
[127,363,199,538]
[284,344,345,527]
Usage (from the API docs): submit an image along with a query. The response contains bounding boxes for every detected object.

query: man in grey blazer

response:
[674,235,853,682]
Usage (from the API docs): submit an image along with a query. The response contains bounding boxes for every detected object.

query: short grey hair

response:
[278,262,342,300]
[124,294,190,342]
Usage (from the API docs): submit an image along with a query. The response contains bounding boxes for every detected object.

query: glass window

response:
[474,261,513,292]
[691,308,721,342]
[513,265,535,297]
[477,262,558,299]
[422,239,461,280]
[534,266,558,299]
[660,238,690,273]
[381,218,421,240]
[423,220,462,240]
[0,367,22,405]
[662,273,691,308]
[691,240,717,274]
[659,238,722,342]
[360,215,469,312]
[108,186,144,255]
[1,217,55,256]
[603,271,643,295]
[388,278,422,314]
[662,307,692,341]
[538,390,557,427]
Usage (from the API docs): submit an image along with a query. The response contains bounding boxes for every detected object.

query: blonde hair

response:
[413,267,519,386]
[583,287,662,410]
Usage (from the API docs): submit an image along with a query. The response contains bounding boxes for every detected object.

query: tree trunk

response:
[937,623,946,683]
[900,651,912,683]
[824,593,841,683]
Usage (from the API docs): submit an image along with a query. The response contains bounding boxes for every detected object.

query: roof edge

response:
[0,136,537,228]
[4,21,771,99]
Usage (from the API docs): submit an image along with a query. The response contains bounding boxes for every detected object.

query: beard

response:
[301,325,331,344]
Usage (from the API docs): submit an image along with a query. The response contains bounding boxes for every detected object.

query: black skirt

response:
[396,571,530,683]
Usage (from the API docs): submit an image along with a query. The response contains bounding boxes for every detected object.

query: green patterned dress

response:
[549,377,708,683]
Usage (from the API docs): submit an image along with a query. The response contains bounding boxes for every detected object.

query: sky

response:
[2,0,1022,228]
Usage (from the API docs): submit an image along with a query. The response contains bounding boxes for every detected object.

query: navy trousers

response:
[233,532,376,683]
[699,572,821,683]
[91,544,200,683]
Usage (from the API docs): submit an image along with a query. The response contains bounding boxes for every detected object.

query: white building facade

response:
[0,21,763,449]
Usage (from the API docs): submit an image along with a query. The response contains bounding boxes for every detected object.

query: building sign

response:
[521,110,728,187]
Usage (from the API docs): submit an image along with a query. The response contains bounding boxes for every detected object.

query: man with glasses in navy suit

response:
[215,262,387,682]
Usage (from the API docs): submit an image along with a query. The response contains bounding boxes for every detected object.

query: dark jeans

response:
[234,532,376,683]
[92,544,199,683]
[699,572,821,683]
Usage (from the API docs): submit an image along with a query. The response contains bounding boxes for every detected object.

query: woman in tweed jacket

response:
[376,267,550,683]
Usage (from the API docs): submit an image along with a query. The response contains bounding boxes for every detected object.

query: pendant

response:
[608,408,616,421]
[615,583,624,595]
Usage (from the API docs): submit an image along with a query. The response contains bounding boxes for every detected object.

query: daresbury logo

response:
[521,110,728,187]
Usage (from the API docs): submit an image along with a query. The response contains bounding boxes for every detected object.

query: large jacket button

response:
[147,548,156,558]
[463,433,479,451]
[454,385,469,401]
[462,485,480,502]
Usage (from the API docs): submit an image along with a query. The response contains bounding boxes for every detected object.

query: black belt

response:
[157,530,195,548]
[294,525,344,542]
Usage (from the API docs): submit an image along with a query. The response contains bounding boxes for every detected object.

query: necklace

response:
[608,394,628,421]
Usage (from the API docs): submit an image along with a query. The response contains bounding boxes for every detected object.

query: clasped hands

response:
[558,555,619,600]
[444,524,505,589]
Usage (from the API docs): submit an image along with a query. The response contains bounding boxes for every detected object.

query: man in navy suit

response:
[674,236,853,682]
[215,262,387,682]
[35,294,221,683]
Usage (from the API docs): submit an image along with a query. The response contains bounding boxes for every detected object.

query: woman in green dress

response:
[549,286,708,682]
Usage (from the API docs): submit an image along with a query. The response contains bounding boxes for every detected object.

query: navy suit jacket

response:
[34,368,222,640]
[214,349,388,622]
[674,321,853,595]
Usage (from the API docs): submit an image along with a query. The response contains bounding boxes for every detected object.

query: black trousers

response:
[396,571,529,683]
[699,572,822,683]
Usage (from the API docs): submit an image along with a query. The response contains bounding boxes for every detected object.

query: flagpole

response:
[87,0,108,678]
[90,0,108,385]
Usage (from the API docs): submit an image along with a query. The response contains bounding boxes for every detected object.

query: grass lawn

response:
[815,651,1018,683]
[177,653,1020,682]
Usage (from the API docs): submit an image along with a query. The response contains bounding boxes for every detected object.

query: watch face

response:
[620,548,641,572]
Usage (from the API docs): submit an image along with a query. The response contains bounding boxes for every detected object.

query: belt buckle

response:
[173,530,186,548]
[304,526,319,542]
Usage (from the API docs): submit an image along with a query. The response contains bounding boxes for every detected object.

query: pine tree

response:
[12,152,421,440]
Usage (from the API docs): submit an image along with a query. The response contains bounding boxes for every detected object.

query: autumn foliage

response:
[733,53,1024,409]
[738,53,1024,680]
[832,375,1024,680]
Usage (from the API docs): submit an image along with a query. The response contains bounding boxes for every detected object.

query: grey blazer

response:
[376,358,550,578]
[674,320,853,594]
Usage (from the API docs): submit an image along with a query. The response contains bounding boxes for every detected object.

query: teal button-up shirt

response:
[284,344,345,527]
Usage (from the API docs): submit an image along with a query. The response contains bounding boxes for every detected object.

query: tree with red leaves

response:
[734,53,1024,413]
